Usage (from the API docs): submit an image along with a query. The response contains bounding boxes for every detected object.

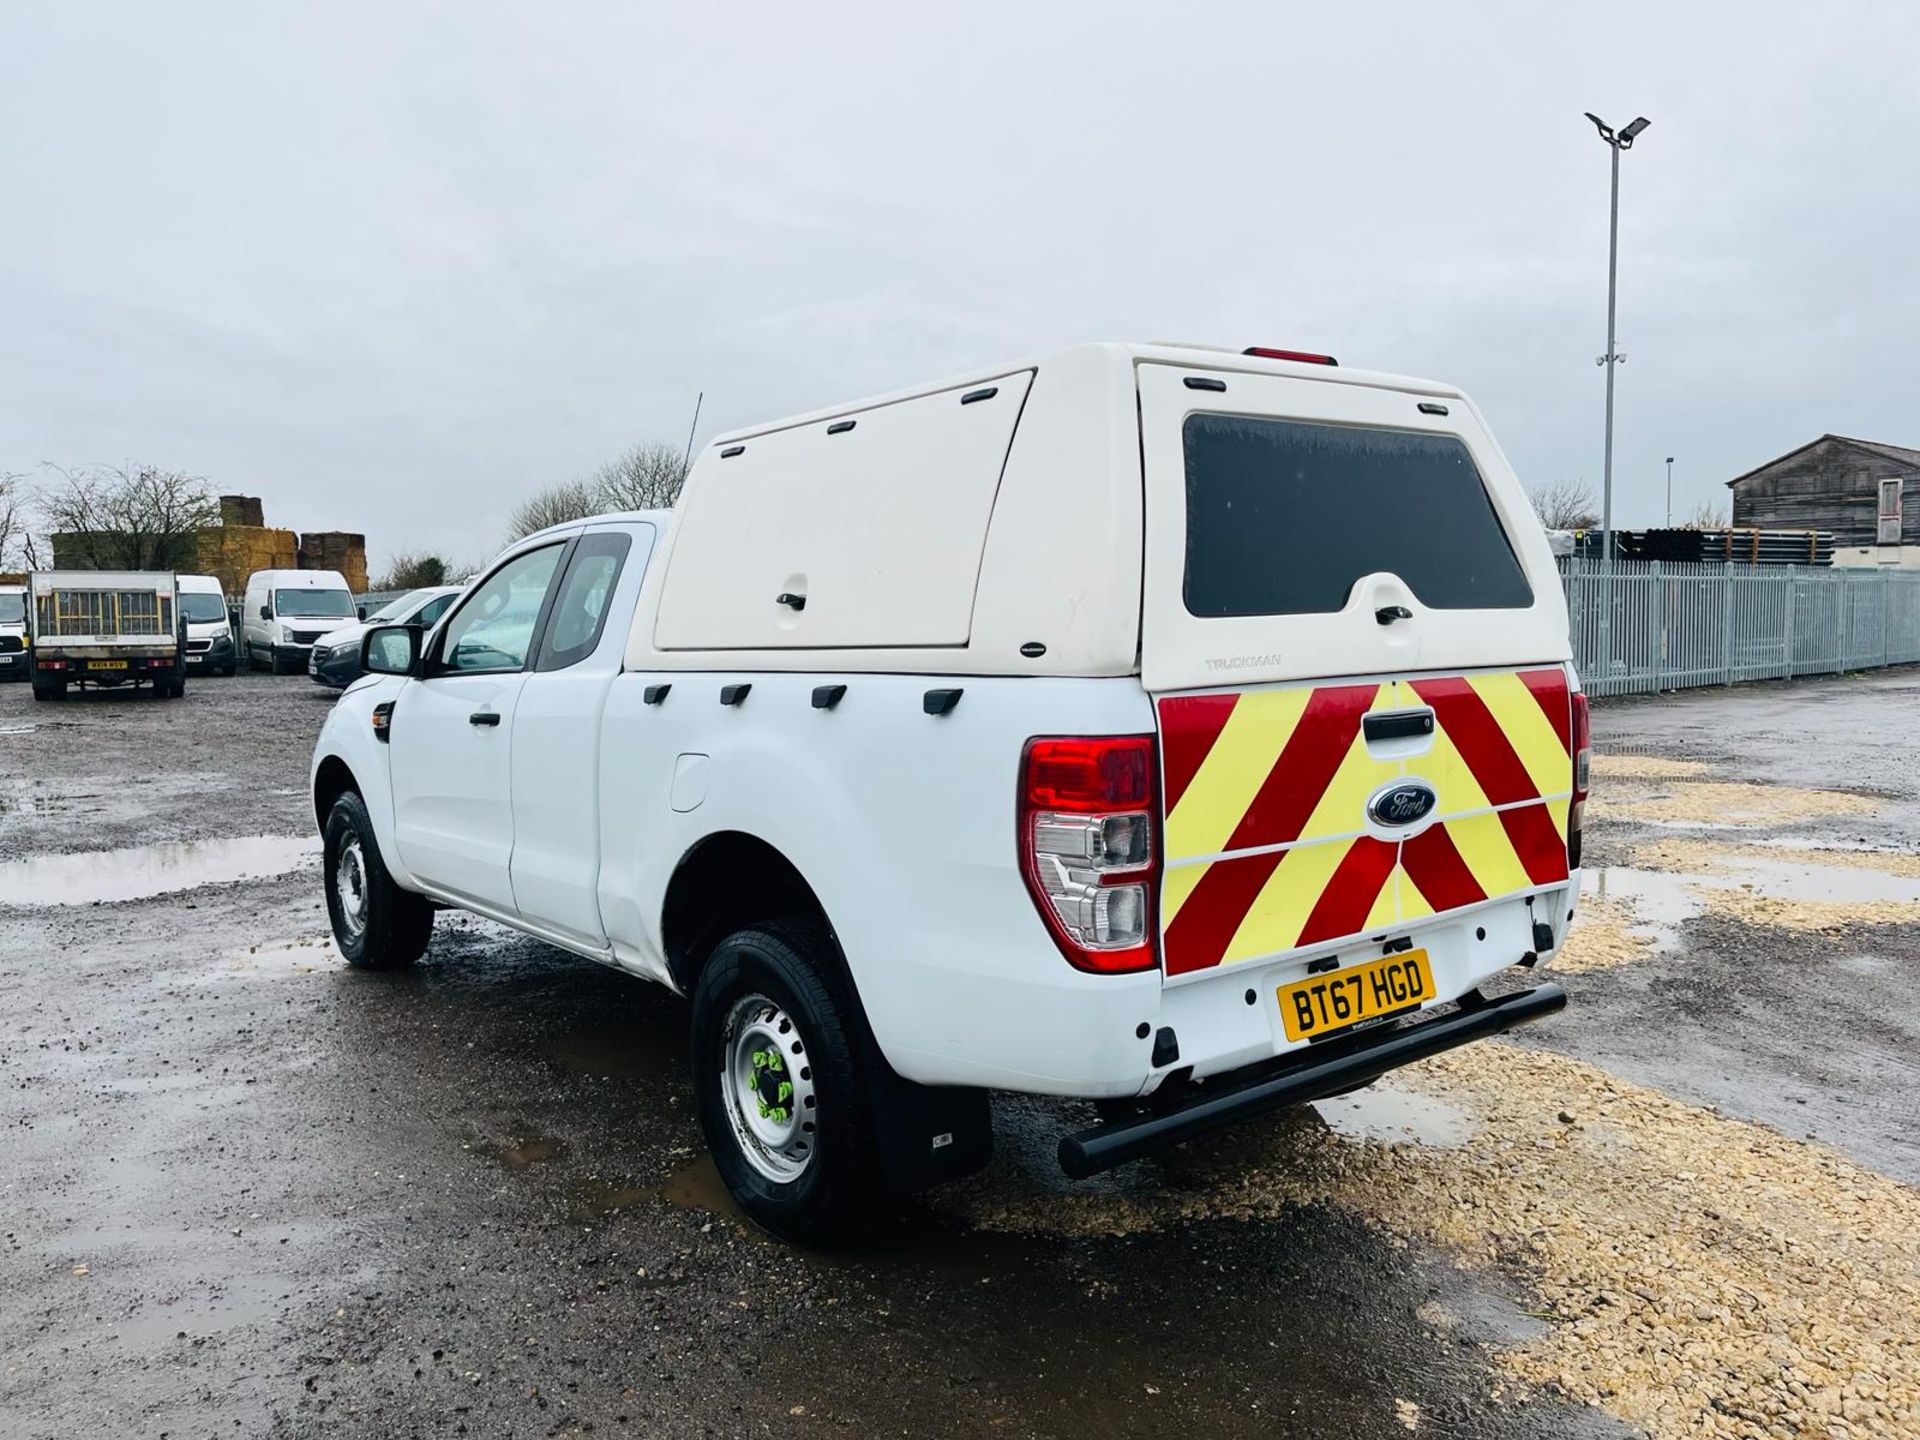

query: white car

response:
[310,342,1587,1242]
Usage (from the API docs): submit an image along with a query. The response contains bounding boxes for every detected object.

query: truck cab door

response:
[508,522,656,949]
[389,540,571,914]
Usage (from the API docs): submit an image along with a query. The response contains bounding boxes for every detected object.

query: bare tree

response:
[37,464,218,569]
[1527,477,1601,531]
[374,551,453,590]
[593,441,689,512]
[0,471,36,572]
[1676,500,1730,531]
[506,477,601,541]
[505,439,689,543]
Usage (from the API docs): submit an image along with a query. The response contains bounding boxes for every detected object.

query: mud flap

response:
[857,1043,993,1193]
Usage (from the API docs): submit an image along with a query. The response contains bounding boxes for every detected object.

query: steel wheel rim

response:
[720,992,817,1183]
[335,837,369,938]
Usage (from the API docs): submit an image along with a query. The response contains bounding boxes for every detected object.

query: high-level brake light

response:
[1243,347,1339,366]
[1019,736,1159,974]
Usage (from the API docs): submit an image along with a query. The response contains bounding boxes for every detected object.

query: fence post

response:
[1884,566,1893,668]
[1650,561,1665,693]
[1719,562,1734,685]
[1783,571,1796,680]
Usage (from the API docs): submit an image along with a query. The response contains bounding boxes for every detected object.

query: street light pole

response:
[1665,455,1675,526]
[1585,112,1649,563]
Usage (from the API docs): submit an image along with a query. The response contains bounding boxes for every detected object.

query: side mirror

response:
[362,624,422,677]
[357,605,367,620]
[258,604,270,621]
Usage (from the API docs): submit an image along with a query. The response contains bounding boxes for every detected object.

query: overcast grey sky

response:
[3,2,1916,571]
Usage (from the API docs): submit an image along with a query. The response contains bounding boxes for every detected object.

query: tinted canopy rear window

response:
[1182,414,1534,617]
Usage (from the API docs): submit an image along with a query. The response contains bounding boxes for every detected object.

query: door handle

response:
[469,710,501,727]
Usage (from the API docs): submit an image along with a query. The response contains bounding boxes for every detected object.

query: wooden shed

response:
[1727,435,1919,563]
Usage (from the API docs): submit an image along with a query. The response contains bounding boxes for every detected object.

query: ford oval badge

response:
[1367,780,1439,829]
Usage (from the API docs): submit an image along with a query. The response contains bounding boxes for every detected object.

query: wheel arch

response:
[313,753,360,830]
[660,830,840,997]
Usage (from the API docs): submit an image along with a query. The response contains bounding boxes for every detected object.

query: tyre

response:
[31,679,64,702]
[691,923,887,1245]
[322,791,434,970]
[220,665,236,678]
[248,645,266,672]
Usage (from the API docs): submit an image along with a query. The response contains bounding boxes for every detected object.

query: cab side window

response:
[535,533,633,672]
[414,593,456,628]
[435,544,564,674]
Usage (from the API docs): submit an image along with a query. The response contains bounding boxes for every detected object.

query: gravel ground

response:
[4,667,1920,1438]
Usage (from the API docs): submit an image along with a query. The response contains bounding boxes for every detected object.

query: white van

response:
[177,573,237,676]
[0,583,25,681]
[243,569,355,674]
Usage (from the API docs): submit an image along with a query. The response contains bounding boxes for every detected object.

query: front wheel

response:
[691,924,887,1245]
[323,791,433,969]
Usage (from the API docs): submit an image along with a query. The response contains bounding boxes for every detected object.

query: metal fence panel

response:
[1559,559,1920,697]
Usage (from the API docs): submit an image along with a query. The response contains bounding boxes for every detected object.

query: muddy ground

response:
[3,669,1917,1439]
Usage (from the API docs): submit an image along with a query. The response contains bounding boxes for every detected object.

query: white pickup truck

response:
[310,342,1586,1242]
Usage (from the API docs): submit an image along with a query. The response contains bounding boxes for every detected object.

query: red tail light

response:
[1568,691,1591,869]
[1019,736,1158,974]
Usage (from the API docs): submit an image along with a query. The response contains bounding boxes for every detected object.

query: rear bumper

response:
[1058,982,1566,1177]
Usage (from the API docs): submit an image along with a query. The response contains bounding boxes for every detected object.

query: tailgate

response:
[1158,667,1574,977]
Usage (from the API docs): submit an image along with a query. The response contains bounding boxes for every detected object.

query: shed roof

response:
[1727,434,1920,488]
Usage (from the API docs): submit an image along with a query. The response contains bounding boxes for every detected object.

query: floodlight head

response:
[1618,116,1651,147]
[1584,112,1614,143]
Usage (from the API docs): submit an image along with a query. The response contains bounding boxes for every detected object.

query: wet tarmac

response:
[4,668,1919,1437]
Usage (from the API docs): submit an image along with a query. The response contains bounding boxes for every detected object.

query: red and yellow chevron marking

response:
[1159,667,1572,976]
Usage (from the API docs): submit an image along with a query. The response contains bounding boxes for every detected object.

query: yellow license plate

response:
[1279,949,1433,1043]
[87,660,129,670]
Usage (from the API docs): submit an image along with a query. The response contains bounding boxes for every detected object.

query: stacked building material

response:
[196,525,300,597]
[218,495,266,528]
[297,531,369,593]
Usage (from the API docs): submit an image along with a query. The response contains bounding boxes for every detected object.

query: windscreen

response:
[180,593,227,623]
[0,593,23,624]
[274,588,353,618]
[1183,414,1534,617]
[368,589,431,623]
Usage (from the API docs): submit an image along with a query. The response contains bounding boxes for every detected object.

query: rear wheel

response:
[31,679,64,702]
[323,791,433,969]
[691,924,887,1245]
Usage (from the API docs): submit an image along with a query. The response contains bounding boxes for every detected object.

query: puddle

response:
[1311,1081,1476,1147]
[579,1153,743,1223]
[655,1151,735,1215]
[1584,867,1701,950]
[492,1137,566,1171]
[0,835,319,906]
[110,1272,297,1349]
[1586,848,1920,945]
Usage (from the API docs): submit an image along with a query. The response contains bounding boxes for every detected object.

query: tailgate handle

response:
[1375,605,1413,625]
[1363,708,1435,743]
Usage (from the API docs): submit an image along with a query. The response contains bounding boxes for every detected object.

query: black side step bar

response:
[1057,983,1567,1179]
